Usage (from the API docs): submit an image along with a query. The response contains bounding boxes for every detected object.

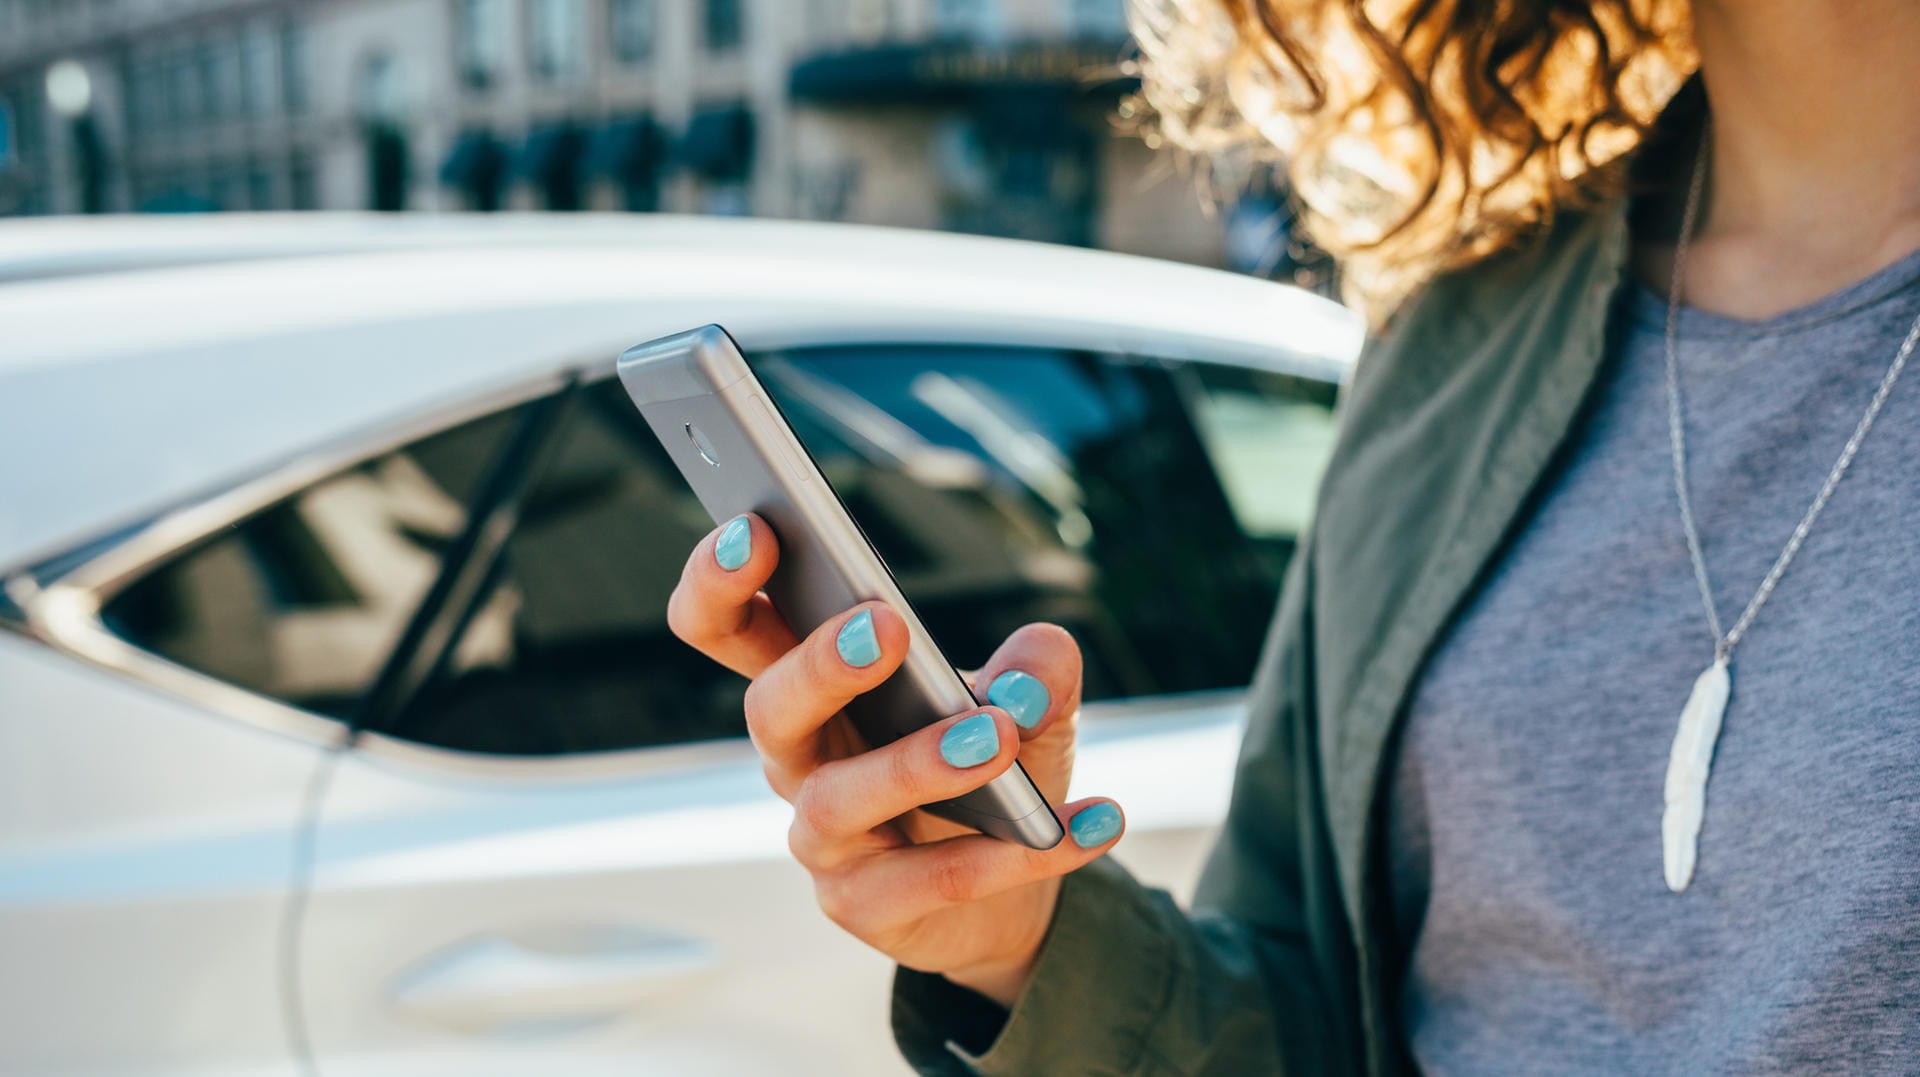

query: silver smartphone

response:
[617,325,1064,850]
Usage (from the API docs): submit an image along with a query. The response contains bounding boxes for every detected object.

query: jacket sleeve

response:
[890,536,1362,1076]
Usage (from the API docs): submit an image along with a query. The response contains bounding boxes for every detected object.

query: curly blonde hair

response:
[1126,0,1695,319]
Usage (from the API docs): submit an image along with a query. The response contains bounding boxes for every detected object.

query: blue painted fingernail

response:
[987,670,1050,730]
[835,609,881,668]
[1070,803,1123,849]
[940,712,1001,768]
[715,516,752,571]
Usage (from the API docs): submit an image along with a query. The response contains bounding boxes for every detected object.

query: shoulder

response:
[1333,202,1630,443]
[1298,199,1630,720]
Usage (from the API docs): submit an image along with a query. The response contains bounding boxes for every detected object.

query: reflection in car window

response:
[1179,365,1338,541]
[104,344,1337,756]
[103,408,517,719]
[396,379,740,754]
[764,346,1335,705]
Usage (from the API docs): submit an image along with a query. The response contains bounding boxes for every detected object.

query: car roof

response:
[0,214,1361,574]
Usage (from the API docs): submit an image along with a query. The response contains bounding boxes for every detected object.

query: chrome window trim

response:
[353,687,1249,783]
[21,364,580,756]
[13,334,1326,776]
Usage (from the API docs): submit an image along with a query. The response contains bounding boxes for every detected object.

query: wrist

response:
[944,953,1039,1010]
[940,875,1063,1008]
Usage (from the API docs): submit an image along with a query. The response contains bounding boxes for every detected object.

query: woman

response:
[669,0,1920,1071]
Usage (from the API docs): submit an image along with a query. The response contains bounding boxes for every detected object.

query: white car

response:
[0,214,1361,1077]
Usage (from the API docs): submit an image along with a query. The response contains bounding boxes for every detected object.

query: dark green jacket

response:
[893,195,1636,1075]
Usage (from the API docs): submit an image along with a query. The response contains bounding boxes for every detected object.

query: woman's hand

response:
[669,513,1125,1007]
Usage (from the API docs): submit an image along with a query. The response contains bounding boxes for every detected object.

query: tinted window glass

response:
[104,407,518,719]
[1179,364,1338,542]
[395,379,734,754]
[403,349,1333,756]
[107,345,1336,757]
[704,0,743,50]
[760,346,1334,702]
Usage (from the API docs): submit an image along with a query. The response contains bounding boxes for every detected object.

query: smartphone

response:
[617,325,1065,850]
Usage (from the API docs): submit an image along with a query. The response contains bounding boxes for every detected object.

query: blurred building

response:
[0,0,1229,266]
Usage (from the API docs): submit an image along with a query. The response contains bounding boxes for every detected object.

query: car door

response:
[0,394,542,1077]
[78,336,1339,1076]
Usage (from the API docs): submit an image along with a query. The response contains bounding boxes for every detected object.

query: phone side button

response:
[754,395,812,484]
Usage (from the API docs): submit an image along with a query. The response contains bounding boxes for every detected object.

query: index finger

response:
[667,514,799,677]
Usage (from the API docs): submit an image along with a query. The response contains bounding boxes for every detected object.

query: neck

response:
[1692,0,1920,245]
[1640,0,1920,317]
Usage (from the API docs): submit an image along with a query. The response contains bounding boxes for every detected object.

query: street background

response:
[0,0,1324,285]
[0,6,1357,1073]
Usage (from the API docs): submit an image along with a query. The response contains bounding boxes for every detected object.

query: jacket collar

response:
[1324,195,1635,939]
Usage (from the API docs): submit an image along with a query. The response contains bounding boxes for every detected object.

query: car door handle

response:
[387,922,719,1033]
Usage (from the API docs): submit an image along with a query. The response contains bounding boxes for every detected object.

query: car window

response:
[102,406,519,720]
[762,345,1334,705]
[1179,365,1339,542]
[103,344,1337,757]
[393,379,737,754]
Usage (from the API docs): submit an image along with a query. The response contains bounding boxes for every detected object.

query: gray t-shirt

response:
[1387,246,1920,1074]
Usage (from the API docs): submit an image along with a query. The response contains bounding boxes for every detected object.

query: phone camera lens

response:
[685,422,721,467]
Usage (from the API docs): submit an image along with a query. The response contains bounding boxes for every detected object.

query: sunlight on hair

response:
[1126,0,1696,323]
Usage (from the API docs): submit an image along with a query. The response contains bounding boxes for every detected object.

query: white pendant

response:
[1661,659,1731,892]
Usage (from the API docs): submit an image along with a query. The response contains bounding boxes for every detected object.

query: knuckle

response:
[813,871,856,929]
[926,849,978,906]
[1022,845,1063,879]
[665,583,706,646]
[808,624,853,685]
[741,678,772,740]
[886,739,932,805]
[791,772,842,839]
[760,759,808,806]
[786,815,815,864]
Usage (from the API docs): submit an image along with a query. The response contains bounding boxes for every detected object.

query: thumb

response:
[968,623,1082,804]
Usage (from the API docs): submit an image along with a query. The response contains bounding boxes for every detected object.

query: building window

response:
[236,31,258,115]
[703,0,743,52]
[933,113,1098,247]
[169,48,199,127]
[586,115,664,211]
[279,22,307,114]
[216,34,246,120]
[10,78,42,164]
[359,51,407,124]
[530,0,589,82]
[197,41,226,120]
[246,159,275,209]
[144,62,162,131]
[456,0,508,89]
[609,0,656,63]
[122,60,156,133]
[1066,0,1129,36]
[512,124,586,210]
[680,103,754,182]
[208,164,236,212]
[115,55,138,130]
[439,129,508,211]
[289,149,317,209]
[932,0,1000,40]
[360,52,410,211]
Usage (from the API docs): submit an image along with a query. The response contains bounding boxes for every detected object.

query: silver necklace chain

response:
[1664,124,1920,663]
